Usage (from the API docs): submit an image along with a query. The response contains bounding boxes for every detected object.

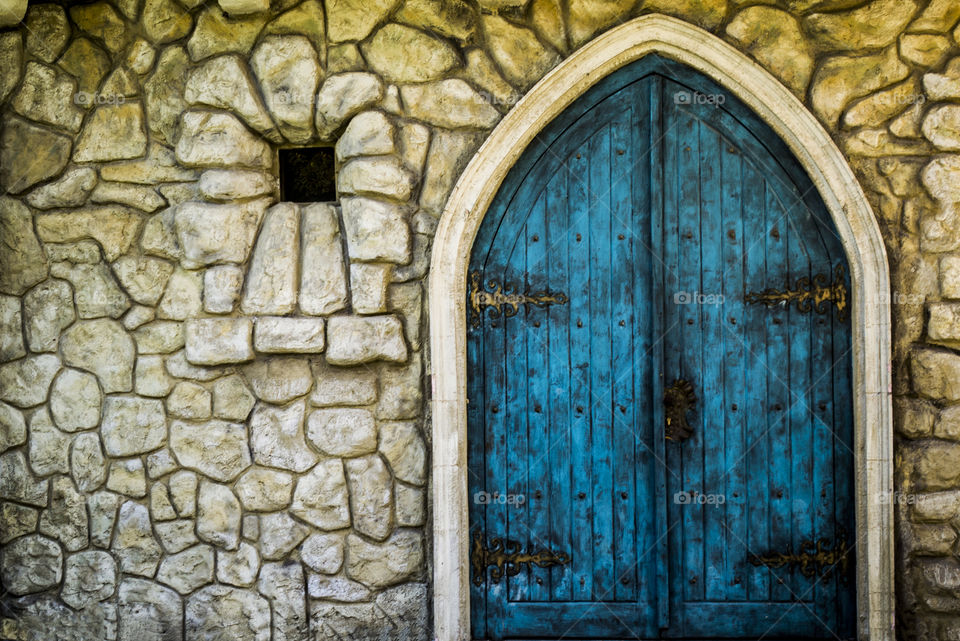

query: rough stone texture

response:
[23,4,69,63]
[107,458,148,497]
[0,295,25,362]
[0,117,72,195]
[401,79,501,130]
[112,501,162,576]
[118,578,183,641]
[363,23,460,83]
[204,264,245,313]
[217,541,260,587]
[0,197,49,295]
[37,207,141,261]
[169,470,198,517]
[22,280,73,354]
[186,585,270,641]
[170,419,252,482]
[300,532,343,574]
[28,408,69,476]
[326,315,409,365]
[396,483,426,526]
[184,55,277,139]
[351,263,391,314]
[0,502,38,544]
[71,432,107,492]
[307,408,377,457]
[101,395,167,456]
[185,318,254,365]
[243,357,313,403]
[235,467,294,511]
[38,477,88,551]
[0,354,61,408]
[259,561,308,641]
[311,361,377,407]
[61,550,116,608]
[250,400,317,472]
[175,198,270,268]
[340,198,411,265]
[74,103,149,163]
[300,203,349,315]
[315,72,384,138]
[87,491,120,548]
[200,169,276,201]
[254,317,326,353]
[259,511,310,559]
[50,261,131,320]
[345,530,423,587]
[242,203,300,314]
[11,62,84,132]
[290,459,350,529]
[923,105,960,150]
[113,256,175,306]
[1,534,62,595]
[166,381,212,419]
[325,0,399,42]
[26,167,97,210]
[156,544,214,594]
[61,319,135,393]
[0,451,48,507]
[188,5,268,61]
[726,6,812,95]
[336,111,395,161]
[197,481,242,549]
[804,0,916,51]
[810,46,909,127]
[339,156,417,201]
[156,267,201,320]
[213,374,256,421]
[912,348,960,402]
[345,454,394,541]
[0,401,27,454]
[379,421,427,486]
[251,35,320,143]
[176,111,273,169]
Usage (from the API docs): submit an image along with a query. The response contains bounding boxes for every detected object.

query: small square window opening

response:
[279,147,337,202]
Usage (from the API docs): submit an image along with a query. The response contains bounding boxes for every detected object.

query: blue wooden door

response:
[467,56,855,641]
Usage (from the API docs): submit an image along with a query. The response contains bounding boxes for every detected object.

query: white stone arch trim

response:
[429,14,893,641]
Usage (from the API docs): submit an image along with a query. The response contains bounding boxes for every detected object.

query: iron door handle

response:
[664,379,696,442]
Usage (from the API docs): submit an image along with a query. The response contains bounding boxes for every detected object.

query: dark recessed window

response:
[278,147,337,202]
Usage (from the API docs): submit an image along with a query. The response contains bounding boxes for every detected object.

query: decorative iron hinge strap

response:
[471,534,571,586]
[744,264,848,321]
[469,271,568,327]
[748,536,851,579]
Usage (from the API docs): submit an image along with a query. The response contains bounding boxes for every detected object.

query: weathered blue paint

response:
[467,55,855,641]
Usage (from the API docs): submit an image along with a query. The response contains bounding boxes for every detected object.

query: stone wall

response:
[0,0,959,639]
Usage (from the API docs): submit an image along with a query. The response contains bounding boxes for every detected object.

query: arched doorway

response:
[430,15,892,641]
[467,54,854,640]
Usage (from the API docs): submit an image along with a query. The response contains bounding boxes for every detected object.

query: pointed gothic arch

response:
[428,14,893,641]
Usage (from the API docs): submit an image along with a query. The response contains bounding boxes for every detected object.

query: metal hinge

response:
[471,534,570,586]
[469,271,568,327]
[744,264,848,321]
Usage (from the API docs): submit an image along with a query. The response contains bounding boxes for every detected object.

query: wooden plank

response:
[719,140,748,602]
[588,124,616,598]
[546,168,574,603]
[567,137,594,602]
[609,111,638,603]
[696,119,728,603]
[525,191,551,602]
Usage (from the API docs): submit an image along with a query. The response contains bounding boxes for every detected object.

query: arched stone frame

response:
[428,14,894,641]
